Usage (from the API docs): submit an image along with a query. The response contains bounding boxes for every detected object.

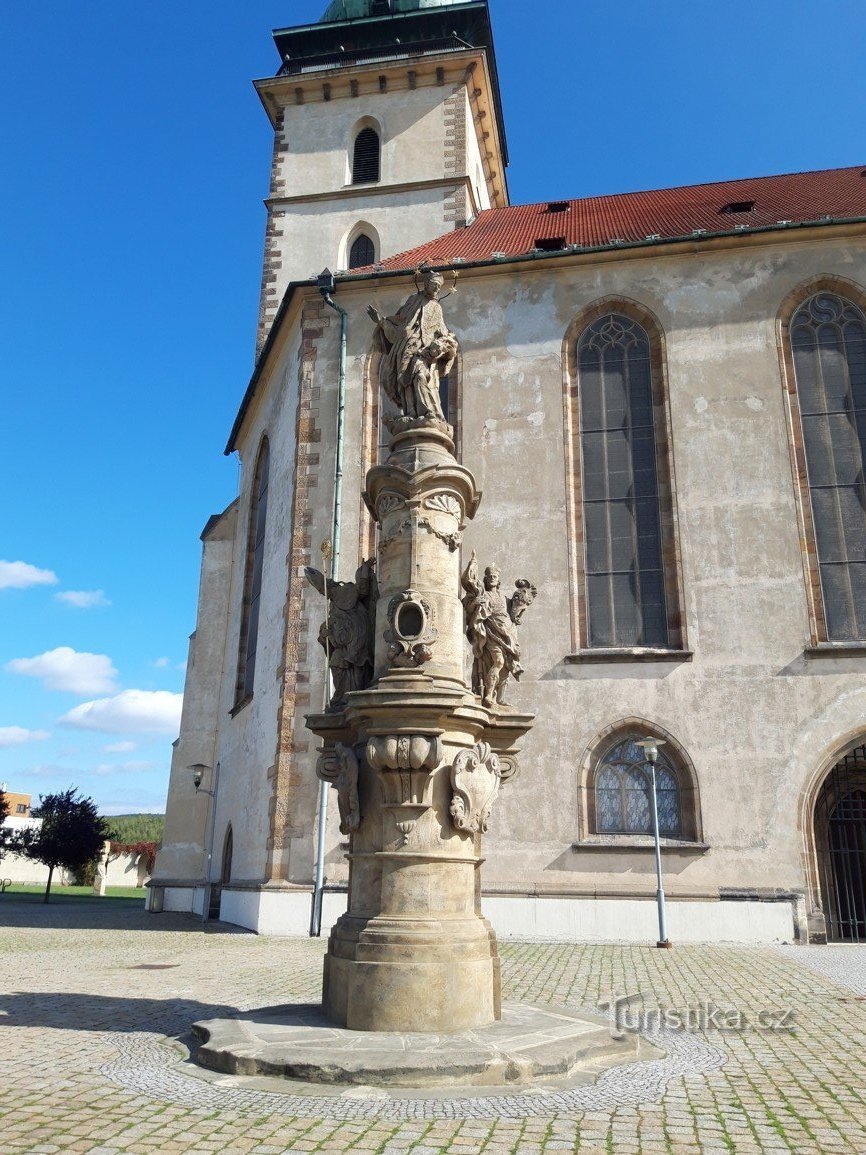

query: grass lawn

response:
[0,883,145,903]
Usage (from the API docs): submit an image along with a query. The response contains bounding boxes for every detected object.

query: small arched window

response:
[593,736,682,835]
[352,127,380,184]
[788,291,866,640]
[235,438,270,704]
[221,825,233,885]
[349,233,375,269]
[577,313,671,647]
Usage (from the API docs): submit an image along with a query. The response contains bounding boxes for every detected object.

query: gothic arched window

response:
[235,437,270,704]
[593,736,682,835]
[789,291,866,640]
[349,233,375,269]
[352,127,380,184]
[577,313,672,647]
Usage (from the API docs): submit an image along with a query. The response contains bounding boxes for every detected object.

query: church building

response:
[150,0,866,944]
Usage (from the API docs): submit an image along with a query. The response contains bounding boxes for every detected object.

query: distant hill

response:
[108,813,165,844]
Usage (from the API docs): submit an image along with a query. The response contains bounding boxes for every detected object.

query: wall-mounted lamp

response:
[189,764,212,794]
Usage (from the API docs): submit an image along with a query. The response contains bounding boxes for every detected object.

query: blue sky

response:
[1,0,863,815]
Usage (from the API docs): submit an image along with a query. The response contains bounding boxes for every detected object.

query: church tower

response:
[254,0,509,350]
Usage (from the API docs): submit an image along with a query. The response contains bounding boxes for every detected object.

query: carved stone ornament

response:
[449,741,502,834]
[384,589,438,667]
[366,734,444,807]
[424,493,462,518]
[366,734,444,774]
[316,742,361,835]
[375,493,404,521]
[417,516,462,552]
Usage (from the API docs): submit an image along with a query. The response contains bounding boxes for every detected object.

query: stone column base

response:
[323,912,501,1032]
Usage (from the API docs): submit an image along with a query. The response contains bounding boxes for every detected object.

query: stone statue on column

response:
[305,558,378,709]
[367,267,458,427]
[461,550,537,708]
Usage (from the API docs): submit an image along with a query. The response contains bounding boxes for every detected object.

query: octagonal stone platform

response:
[191,1002,646,1089]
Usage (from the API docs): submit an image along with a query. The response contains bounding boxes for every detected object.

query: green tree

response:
[108,813,164,843]
[12,789,112,902]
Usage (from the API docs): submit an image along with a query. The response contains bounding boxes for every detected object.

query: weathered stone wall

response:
[159,225,866,936]
[272,230,866,914]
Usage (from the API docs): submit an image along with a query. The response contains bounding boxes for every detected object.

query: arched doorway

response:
[814,746,866,942]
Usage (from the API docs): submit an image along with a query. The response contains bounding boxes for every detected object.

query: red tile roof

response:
[367,165,866,273]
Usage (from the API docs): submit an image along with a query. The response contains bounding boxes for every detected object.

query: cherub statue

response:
[461,550,537,708]
[367,267,458,426]
[305,558,378,709]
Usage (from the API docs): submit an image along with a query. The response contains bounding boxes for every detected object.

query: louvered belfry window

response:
[352,127,380,184]
[236,438,270,703]
[791,292,866,640]
[578,314,668,646]
[349,233,375,269]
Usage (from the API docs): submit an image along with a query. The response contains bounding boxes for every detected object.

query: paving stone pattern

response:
[1,902,865,1153]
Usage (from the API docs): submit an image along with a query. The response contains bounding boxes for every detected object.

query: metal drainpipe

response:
[310,272,347,937]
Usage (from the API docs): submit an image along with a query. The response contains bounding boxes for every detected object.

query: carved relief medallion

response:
[449,741,502,834]
[384,589,438,667]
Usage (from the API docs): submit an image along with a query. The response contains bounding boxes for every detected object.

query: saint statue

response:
[461,551,537,709]
[367,268,458,424]
[305,558,378,709]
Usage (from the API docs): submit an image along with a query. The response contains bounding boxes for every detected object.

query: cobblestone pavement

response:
[1,902,865,1153]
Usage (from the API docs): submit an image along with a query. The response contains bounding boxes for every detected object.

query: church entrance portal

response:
[814,746,866,942]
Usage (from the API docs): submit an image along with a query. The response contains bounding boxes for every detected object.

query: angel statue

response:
[305,558,378,709]
[461,551,537,709]
[367,267,458,426]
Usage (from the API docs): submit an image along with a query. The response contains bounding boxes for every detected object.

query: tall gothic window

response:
[235,438,270,704]
[789,292,866,640]
[349,233,375,269]
[593,737,682,835]
[352,127,380,184]
[577,313,669,647]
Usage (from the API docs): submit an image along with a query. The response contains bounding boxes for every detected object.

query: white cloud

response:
[55,589,110,609]
[0,560,58,590]
[153,657,170,668]
[0,726,50,749]
[59,689,183,735]
[102,740,136,754]
[25,764,67,779]
[6,647,119,696]
[91,760,156,776]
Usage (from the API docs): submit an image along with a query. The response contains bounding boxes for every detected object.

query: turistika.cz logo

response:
[597,993,797,1035]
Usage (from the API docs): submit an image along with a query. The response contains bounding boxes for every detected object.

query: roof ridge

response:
[504,163,866,213]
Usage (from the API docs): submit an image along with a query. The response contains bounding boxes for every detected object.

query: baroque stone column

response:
[306,274,533,1034]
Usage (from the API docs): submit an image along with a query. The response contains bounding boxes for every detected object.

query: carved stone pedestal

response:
[307,422,534,1034]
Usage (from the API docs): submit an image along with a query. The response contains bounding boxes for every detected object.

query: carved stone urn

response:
[306,417,533,1035]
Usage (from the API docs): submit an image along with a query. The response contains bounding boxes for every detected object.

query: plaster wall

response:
[272,183,464,285]
[276,232,866,918]
[209,335,305,888]
[154,505,238,883]
[278,83,453,197]
[462,87,492,215]
[262,75,491,310]
[159,229,866,939]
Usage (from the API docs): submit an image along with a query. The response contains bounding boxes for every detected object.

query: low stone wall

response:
[0,851,148,890]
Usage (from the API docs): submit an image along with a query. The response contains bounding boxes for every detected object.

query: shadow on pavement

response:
[0,989,240,1036]
[0,898,251,935]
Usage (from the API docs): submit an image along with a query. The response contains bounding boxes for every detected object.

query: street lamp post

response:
[636,737,672,949]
